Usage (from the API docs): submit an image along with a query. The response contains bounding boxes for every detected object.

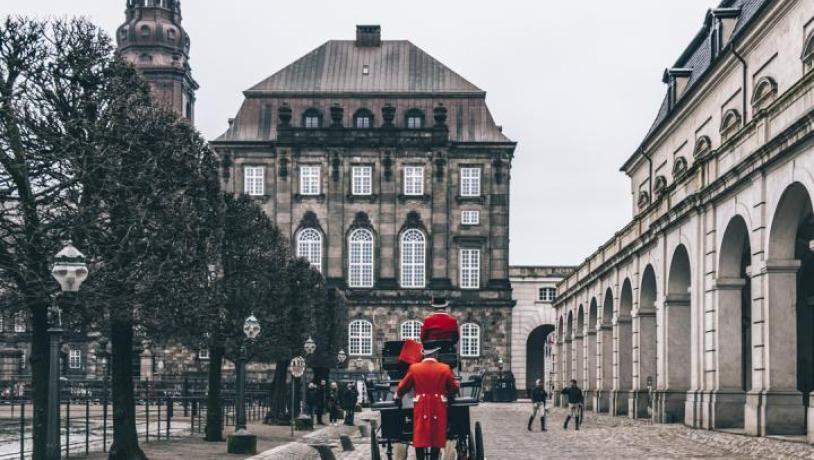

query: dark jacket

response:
[306,386,319,408]
[561,385,584,404]
[531,386,547,403]
[341,386,358,410]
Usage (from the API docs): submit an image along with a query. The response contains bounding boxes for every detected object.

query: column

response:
[562,336,572,407]
[630,310,656,419]
[657,295,691,423]
[595,324,613,412]
[611,316,632,416]
[584,328,597,411]
[573,332,584,389]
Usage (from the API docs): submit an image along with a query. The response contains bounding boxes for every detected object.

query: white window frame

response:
[461,210,480,225]
[69,349,82,369]
[407,116,423,129]
[538,287,556,303]
[297,228,323,273]
[356,116,371,129]
[460,168,481,197]
[20,351,26,369]
[400,229,426,288]
[352,166,373,196]
[13,313,25,333]
[348,320,373,356]
[243,166,265,196]
[348,229,375,288]
[304,115,320,129]
[198,348,210,360]
[403,166,424,196]
[400,320,422,341]
[460,323,481,358]
[300,166,321,195]
[459,248,481,289]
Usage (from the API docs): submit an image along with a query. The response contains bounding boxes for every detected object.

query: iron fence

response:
[0,376,271,459]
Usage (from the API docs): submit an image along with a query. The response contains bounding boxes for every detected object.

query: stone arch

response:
[565,310,574,385]
[763,182,814,435]
[613,279,634,416]
[633,265,658,418]
[526,324,555,393]
[586,298,599,399]
[596,288,614,412]
[661,244,692,423]
[602,287,614,326]
[576,305,586,387]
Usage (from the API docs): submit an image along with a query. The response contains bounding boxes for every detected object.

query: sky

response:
[3,0,717,266]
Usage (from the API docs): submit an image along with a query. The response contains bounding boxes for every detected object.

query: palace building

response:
[211,25,517,373]
[552,0,814,441]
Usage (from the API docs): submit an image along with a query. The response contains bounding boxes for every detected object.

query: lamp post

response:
[337,349,347,367]
[227,315,260,454]
[48,243,88,459]
[289,357,306,436]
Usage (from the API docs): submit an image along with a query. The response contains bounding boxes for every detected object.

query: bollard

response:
[19,402,25,460]
[103,391,108,452]
[307,443,337,460]
[339,435,355,452]
[157,397,162,440]
[66,401,70,458]
[166,398,172,439]
[85,399,90,456]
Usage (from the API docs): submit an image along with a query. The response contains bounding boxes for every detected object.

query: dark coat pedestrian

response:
[341,383,358,426]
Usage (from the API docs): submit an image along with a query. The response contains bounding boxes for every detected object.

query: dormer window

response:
[405,109,425,129]
[751,77,778,112]
[140,25,151,38]
[720,109,742,142]
[354,109,374,129]
[167,29,176,41]
[303,108,322,129]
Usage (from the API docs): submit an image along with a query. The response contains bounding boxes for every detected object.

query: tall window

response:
[538,287,557,302]
[348,320,373,356]
[460,248,480,289]
[460,168,481,197]
[300,166,321,195]
[349,229,374,288]
[403,166,424,196]
[352,166,373,195]
[400,320,422,341]
[297,228,322,273]
[460,323,481,358]
[244,166,265,196]
[69,349,82,369]
[400,229,426,288]
[405,109,424,129]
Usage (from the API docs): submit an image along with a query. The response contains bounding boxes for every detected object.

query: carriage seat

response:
[421,340,458,369]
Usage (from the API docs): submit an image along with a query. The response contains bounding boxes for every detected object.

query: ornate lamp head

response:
[243,315,261,340]
[51,243,88,293]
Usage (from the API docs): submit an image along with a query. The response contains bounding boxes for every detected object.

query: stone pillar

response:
[705,278,747,429]
[595,324,613,412]
[430,153,450,287]
[630,310,656,419]
[745,260,805,436]
[562,337,572,407]
[573,332,584,389]
[656,295,691,423]
[611,316,632,416]
[584,329,596,410]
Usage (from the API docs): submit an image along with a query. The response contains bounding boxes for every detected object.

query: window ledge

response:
[456,195,486,205]
[346,193,378,204]
[398,193,431,203]
[294,193,326,203]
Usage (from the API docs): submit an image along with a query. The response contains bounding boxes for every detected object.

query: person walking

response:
[561,379,584,430]
[528,379,547,432]
[328,381,341,425]
[342,382,358,426]
[306,382,319,424]
[315,379,327,425]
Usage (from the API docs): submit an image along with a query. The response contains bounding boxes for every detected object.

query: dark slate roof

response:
[247,40,484,95]
[623,0,769,171]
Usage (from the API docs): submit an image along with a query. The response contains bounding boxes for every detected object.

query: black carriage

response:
[369,340,485,460]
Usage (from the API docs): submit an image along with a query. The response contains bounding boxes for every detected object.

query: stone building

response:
[552,0,814,441]
[509,266,574,396]
[212,25,517,373]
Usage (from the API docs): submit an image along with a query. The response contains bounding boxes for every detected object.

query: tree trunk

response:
[204,345,224,442]
[108,318,146,460]
[267,359,290,424]
[29,300,49,460]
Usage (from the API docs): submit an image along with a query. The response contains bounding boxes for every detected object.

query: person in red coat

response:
[396,346,460,460]
[421,297,459,343]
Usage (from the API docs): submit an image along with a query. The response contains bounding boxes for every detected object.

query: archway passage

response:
[613,279,633,416]
[662,245,691,423]
[633,265,658,418]
[526,324,556,392]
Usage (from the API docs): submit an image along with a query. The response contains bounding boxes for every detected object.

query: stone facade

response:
[212,25,517,373]
[509,266,574,396]
[552,0,814,443]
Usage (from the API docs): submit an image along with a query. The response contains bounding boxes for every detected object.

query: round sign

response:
[289,356,306,378]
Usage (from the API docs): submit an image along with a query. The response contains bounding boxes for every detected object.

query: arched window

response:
[405,109,425,129]
[400,229,426,288]
[353,109,374,129]
[672,156,688,179]
[348,229,374,288]
[400,320,422,341]
[297,228,322,273]
[349,320,373,356]
[751,76,778,112]
[303,108,322,129]
[720,109,742,142]
[460,323,481,358]
[803,33,814,71]
[694,136,712,158]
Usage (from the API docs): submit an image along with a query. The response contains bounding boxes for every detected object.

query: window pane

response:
[460,249,480,289]
[462,210,480,225]
[461,168,481,197]
[460,323,480,357]
[400,229,425,288]
[400,320,422,341]
[305,116,320,129]
[349,230,374,288]
[403,167,424,196]
[297,229,322,273]
[300,166,321,195]
[244,166,265,196]
[356,117,371,128]
[349,320,373,356]
[352,166,372,195]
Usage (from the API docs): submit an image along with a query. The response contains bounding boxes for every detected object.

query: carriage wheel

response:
[370,429,381,460]
[474,422,485,460]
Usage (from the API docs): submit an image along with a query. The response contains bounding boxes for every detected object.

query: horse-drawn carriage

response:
[369,340,485,460]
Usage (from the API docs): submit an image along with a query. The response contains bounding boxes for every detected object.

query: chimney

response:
[356,25,381,47]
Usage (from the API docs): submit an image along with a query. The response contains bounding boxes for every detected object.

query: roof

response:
[247,40,484,96]
[621,0,770,172]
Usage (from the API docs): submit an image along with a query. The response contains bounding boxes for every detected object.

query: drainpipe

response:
[641,147,653,200]
[732,47,749,123]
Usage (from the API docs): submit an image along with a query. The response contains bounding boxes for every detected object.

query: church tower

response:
[116,0,198,123]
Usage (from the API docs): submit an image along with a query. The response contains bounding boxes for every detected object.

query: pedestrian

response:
[561,379,584,430]
[342,382,358,426]
[305,382,318,424]
[528,379,547,431]
[315,379,327,425]
[328,381,341,425]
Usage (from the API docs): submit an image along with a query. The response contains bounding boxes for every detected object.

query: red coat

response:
[396,358,460,448]
[420,312,459,343]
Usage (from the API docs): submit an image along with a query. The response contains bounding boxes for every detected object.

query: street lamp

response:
[337,349,347,365]
[227,315,260,454]
[304,336,316,356]
[497,357,504,375]
[48,242,88,459]
[97,338,112,448]
[289,357,306,436]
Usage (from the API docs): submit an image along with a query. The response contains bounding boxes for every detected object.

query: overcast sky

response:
[4,0,717,266]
